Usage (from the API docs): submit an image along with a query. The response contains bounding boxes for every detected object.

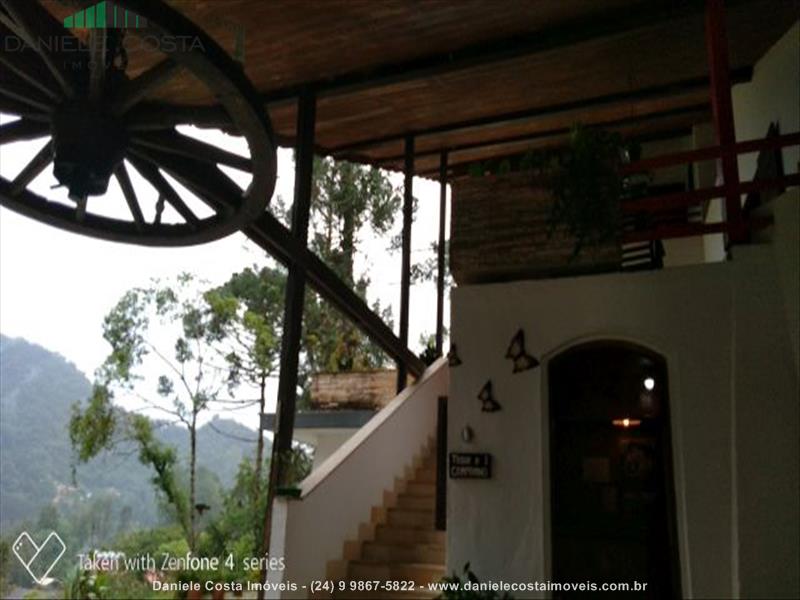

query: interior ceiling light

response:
[613,418,642,428]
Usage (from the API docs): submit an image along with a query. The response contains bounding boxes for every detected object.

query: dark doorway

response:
[549,342,681,598]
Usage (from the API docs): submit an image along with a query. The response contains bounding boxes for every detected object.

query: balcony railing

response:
[619,132,799,244]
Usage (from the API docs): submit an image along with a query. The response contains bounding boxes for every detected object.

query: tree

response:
[69,275,272,551]
[205,266,285,503]
[221,158,401,403]
[301,157,400,373]
[202,449,310,568]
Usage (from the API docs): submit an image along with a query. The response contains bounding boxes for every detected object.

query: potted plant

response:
[546,124,647,258]
[450,125,648,283]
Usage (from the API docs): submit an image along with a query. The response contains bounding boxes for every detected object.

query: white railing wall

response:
[266,358,448,598]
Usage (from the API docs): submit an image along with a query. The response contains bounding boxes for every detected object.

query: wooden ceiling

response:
[50,1,800,178]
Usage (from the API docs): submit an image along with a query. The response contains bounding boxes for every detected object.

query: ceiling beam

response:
[327,68,753,156]
[372,104,711,165]
[261,2,713,106]
[415,124,700,179]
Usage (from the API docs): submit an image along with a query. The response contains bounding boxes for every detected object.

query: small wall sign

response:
[449,452,492,479]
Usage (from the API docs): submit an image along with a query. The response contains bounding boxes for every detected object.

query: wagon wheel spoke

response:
[111,59,182,116]
[0,119,50,145]
[0,74,54,113]
[0,35,63,103]
[126,155,201,228]
[0,0,80,98]
[130,130,252,172]
[114,163,145,230]
[129,145,243,215]
[10,140,53,195]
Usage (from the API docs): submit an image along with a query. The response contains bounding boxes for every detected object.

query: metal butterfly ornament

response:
[505,329,539,373]
[478,380,501,412]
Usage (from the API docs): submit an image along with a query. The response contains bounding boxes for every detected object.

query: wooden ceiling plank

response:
[260,2,708,104]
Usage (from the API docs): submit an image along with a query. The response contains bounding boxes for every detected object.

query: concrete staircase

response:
[333,448,444,599]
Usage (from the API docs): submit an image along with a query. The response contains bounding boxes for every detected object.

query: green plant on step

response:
[436,563,513,599]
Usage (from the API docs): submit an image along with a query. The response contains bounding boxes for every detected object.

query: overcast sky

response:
[0,113,450,429]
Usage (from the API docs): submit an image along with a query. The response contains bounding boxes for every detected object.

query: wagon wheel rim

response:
[0,0,277,246]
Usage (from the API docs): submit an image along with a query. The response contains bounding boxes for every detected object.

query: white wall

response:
[294,428,360,470]
[730,244,799,598]
[448,241,798,598]
[732,21,800,182]
[765,189,800,375]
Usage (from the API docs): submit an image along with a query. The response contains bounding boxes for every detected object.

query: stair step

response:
[375,525,445,545]
[414,469,436,483]
[348,561,445,586]
[387,507,435,529]
[362,541,445,564]
[406,482,435,496]
[396,494,435,510]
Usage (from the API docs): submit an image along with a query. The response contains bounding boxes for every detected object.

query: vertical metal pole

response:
[705,0,744,243]
[435,151,448,357]
[259,88,316,599]
[435,396,448,531]
[397,135,414,393]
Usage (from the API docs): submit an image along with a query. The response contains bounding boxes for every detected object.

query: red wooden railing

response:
[616,0,799,247]
[619,132,799,244]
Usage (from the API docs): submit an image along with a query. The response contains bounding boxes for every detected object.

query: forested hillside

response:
[0,335,264,530]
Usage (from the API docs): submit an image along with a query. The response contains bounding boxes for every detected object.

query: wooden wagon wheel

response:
[0,0,277,245]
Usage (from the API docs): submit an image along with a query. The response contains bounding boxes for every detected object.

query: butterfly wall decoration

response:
[478,380,501,412]
[505,329,539,373]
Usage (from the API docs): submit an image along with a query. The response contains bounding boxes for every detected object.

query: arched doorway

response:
[549,342,681,598]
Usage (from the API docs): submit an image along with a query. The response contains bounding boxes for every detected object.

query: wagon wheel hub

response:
[0,0,277,246]
[52,102,128,201]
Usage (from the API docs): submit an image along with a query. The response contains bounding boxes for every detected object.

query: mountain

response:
[0,334,265,530]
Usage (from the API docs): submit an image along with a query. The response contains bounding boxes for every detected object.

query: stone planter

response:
[450,171,622,284]
[309,369,396,410]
